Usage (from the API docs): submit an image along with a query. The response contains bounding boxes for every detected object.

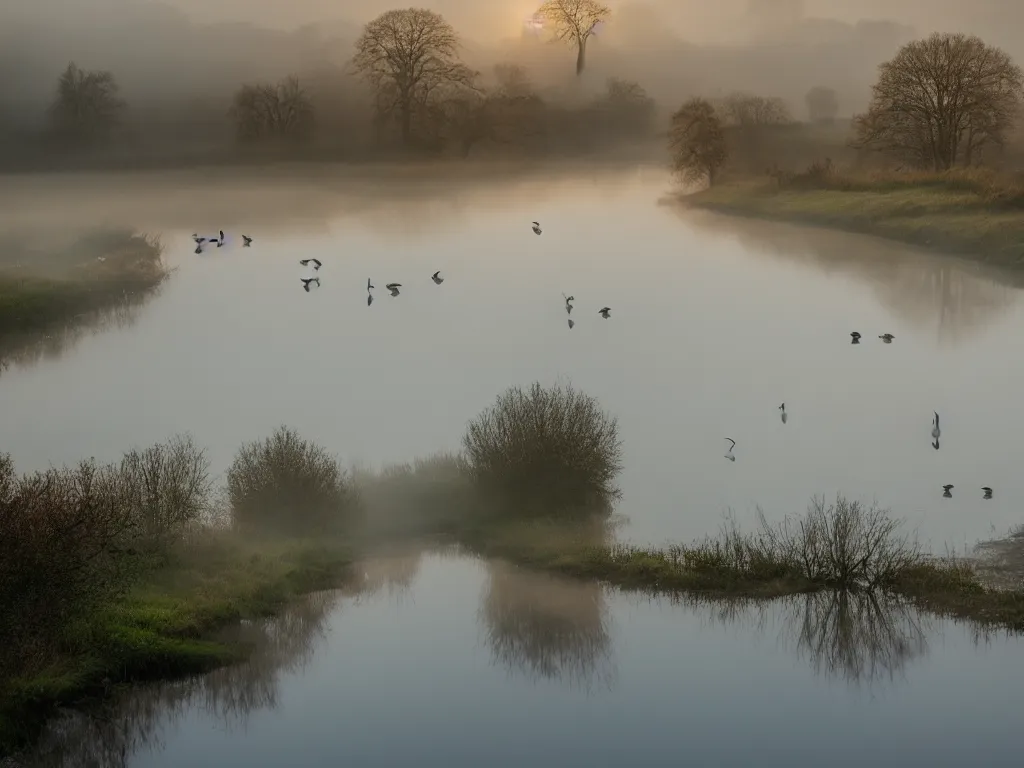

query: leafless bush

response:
[462,382,623,519]
[226,426,356,536]
[757,495,922,588]
[117,433,213,549]
[0,454,140,673]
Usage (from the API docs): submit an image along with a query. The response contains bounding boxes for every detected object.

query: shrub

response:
[462,382,623,519]
[755,495,922,589]
[117,433,214,550]
[0,454,140,674]
[226,426,355,536]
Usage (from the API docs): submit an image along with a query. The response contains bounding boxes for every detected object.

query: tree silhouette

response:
[805,86,839,123]
[668,97,728,187]
[853,33,1023,169]
[352,8,475,146]
[229,76,314,142]
[48,62,126,145]
[537,0,611,76]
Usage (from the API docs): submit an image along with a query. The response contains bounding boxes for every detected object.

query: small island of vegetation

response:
[2,381,1022,758]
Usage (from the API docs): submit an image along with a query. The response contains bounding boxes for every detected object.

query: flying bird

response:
[386,283,402,297]
[367,278,374,291]
[724,438,736,462]
[191,234,206,244]
[850,331,861,344]
[563,294,574,314]
[932,412,940,439]
[367,293,374,306]
[567,318,575,330]
[432,271,444,284]
[242,235,253,247]
[879,333,895,343]
[598,307,611,319]
[532,221,542,235]
[300,258,322,271]
[779,403,787,424]
[982,487,993,499]
[942,484,954,498]
[300,277,320,293]
[932,438,940,451]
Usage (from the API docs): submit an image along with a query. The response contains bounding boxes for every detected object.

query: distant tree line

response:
[41,5,637,159]
[668,32,1024,186]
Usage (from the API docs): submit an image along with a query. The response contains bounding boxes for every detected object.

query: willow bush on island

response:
[462,382,623,519]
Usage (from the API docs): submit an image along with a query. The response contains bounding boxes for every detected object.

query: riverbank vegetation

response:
[0,229,170,368]
[669,33,1024,265]
[2,382,1023,755]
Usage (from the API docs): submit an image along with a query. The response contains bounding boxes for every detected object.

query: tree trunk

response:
[400,102,412,145]
[575,41,587,76]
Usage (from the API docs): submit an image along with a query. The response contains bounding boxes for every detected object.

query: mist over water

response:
[23,552,1024,767]
[0,166,1022,550]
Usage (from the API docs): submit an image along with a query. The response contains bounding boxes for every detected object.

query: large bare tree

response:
[853,33,1024,170]
[351,8,474,145]
[48,62,126,145]
[537,0,611,76]
[668,98,728,187]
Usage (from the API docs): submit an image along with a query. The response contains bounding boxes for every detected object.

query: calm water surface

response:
[1,165,1023,548]
[23,553,1024,766]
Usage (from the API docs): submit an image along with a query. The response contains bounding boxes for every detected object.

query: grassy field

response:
[683,169,1024,268]
[0,534,355,753]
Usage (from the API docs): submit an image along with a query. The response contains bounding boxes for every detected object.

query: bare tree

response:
[537,0,611,76]
[352,8,475,146]
[720,92,791,127]
[668,97,728,187]
[853,33,1024,170]
[48,62,126,145]
[805,86,839,123]
[229,76,314,142]
[595,77,655,137]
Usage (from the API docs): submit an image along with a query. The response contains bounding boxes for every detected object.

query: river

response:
[22,552,1024,766]
[1,164,1021,549]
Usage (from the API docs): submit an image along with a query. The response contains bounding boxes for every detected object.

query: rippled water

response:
[1,165,1023,547]
[23,553,1024,767]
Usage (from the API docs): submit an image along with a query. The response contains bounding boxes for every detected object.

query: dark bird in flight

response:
[242,235,253,247]
[300,258,322,270]
[300,277,320,293]
[432,271,444,285]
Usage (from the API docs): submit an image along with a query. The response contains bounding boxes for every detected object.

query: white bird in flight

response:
[724,438,736,462]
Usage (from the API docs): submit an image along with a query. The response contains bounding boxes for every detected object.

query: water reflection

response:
[346,549,425,602]
[478,561,616,692]
[677,208,1021,346]
[26,591,338,768]
[683,589,931,688]
[0,289,160,375]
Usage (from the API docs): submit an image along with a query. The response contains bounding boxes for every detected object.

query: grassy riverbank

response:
[684,169,1024,268]
[0,229,170,352]
[0,534,354,753]
[4,393,1024,757]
